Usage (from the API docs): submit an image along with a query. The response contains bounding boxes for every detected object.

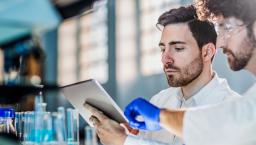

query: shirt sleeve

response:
[183,95,256,145]
[124,135,170,145]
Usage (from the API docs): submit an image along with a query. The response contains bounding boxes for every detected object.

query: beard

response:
[164,56,204,87]
[223,36,254,71]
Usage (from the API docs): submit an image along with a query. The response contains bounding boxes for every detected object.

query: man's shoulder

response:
[196,74,242,105]
[210,80,242,102]
[216,77,242,99]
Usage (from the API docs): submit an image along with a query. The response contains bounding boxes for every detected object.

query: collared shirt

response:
[124,73,241,145]
[183,80,256,145]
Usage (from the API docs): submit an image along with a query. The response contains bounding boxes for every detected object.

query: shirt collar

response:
[176,72,224,105]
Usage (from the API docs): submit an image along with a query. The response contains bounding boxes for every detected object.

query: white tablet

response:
[60,79,127,127]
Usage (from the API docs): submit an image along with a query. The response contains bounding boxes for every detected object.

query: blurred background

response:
[0,0,255,143]
[56,0,254,108]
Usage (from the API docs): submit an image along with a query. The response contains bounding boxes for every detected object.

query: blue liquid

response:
[31,129,54,142]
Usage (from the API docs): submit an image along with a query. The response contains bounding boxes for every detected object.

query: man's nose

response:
[162,51,174,65]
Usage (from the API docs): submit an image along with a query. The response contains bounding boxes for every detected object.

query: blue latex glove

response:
[124,98,161,131]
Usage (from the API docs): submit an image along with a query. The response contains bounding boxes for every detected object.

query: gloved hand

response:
[124,98,161,131]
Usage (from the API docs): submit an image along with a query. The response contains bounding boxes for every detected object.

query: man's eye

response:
[175,47,184,51]
[160,47,165,52]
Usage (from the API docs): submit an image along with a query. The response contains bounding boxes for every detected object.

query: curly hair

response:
[195,0,256,24]
[195,0,256,45]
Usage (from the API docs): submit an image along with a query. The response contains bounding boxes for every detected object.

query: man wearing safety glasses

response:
[124,0,256,145]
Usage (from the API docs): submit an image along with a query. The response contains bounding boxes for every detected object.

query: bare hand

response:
[84,103,127,145]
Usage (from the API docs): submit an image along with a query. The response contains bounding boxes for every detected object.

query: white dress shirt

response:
[124,73,241,145]
[183,81,256,145]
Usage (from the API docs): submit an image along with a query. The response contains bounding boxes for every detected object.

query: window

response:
[116,0,137,83]
[79,2,108,83]
[58,18,78,85]
[58,1,108,85]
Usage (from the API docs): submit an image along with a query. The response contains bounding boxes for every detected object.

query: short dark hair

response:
[157,5,217,49]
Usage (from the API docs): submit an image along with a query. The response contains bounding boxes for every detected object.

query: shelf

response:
[0,84,59,104]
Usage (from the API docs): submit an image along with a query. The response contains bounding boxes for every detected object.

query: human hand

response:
[84,103,127,145]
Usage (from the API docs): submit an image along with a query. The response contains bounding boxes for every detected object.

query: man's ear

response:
[201,43,216,62]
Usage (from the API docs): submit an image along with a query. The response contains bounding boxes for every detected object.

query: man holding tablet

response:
[85,5,241,145]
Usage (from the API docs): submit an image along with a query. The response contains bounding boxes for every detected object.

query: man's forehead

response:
[161,23,196,45]
[162,23,192,36]
[162,24,190,37]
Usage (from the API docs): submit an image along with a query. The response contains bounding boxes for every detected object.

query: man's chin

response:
[226,52,251,71]
[167,78,181,87]
[168,82,180,87]
[228,62,244,71]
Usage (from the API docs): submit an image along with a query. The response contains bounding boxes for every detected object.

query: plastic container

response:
[0,108,15,133]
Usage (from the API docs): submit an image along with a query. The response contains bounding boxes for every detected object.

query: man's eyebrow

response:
[159,41,186,46]
[169,41,186,45]
[159,42,165,46]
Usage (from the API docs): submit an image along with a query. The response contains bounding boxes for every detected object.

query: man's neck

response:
[246,50,256,76]
[181,68,214,100]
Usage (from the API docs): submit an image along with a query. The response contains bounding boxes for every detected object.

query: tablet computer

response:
[60,79,127,127]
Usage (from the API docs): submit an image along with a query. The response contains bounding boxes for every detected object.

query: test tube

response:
[23,111,35,143]
[34,92,43,112]
[52,112,66,144]
[67,108,79,145]
[85,126,97,145]
[41,112,53,143]
[15,112,24,140]
[58,106,67,141]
